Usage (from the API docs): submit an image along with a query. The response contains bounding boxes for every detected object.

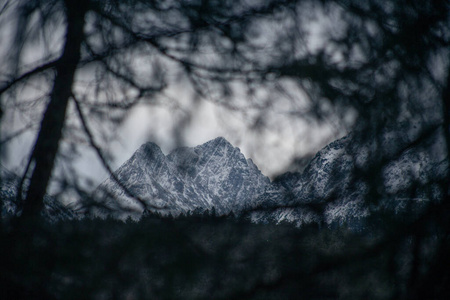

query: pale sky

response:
[0,0,352,194]
[2,84,348,194]
[72,90,348,187]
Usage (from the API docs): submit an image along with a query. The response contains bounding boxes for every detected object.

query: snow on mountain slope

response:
[81,123,450,226]
[3,123,445,226]
[1,168,77,223]
[92,137,270,220]
[257,124,448,228]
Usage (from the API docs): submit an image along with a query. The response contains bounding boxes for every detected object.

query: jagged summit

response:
[254,126,448,228]
[134,142,164,160]
[140,141,163,153]
[92,137,270,220]
[2,126,445,227]
[206,136,231,146]
[88,128,447,226]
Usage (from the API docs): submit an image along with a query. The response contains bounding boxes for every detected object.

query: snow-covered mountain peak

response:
[3,128,445,228]
[203,136,233,149]
[92,137,271,219]
[135,142,164,161]
[193,136,238,159]
[88,128,446,226]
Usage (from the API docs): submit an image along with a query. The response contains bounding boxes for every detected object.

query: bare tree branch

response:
[0,60,58,95]
[72,94,164,211]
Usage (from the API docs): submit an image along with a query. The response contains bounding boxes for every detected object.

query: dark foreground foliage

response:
[1,208,449,300]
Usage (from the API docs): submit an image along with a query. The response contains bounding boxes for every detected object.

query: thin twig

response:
[72,93,164,211]
[0,60,57,95]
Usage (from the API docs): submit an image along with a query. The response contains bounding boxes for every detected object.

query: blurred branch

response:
[0,60,57,95]
[227,197,450,300]
[20,0,89,221]
[83,43,166,99]
[0,123,35,145]
[89,0,290,78]
[441,65,450,203]
[72,94,164,211]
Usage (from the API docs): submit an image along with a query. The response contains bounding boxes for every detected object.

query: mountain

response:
[91,124,447,226]
[91,137,270,220]
[1,168,77,223]
[3,121,446,227]
[255,123,448,228]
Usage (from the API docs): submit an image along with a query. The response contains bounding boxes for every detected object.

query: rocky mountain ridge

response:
[2,123,447,227]
[254,124,448,227]
[92,137,270,220]
[91,124,447,226]
[1,168,77,223]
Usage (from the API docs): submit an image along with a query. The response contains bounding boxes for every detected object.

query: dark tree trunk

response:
[21,0,88,220]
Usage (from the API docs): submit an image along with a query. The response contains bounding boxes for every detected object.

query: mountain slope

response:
[1,168,77,223]
[257,124,448,228]
[92,137,270,220]
[91,124,447,226]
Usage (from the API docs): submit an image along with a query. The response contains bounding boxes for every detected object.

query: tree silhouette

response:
[1,0,449,299]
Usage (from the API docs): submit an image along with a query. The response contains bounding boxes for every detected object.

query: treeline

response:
[2,209,448,300]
